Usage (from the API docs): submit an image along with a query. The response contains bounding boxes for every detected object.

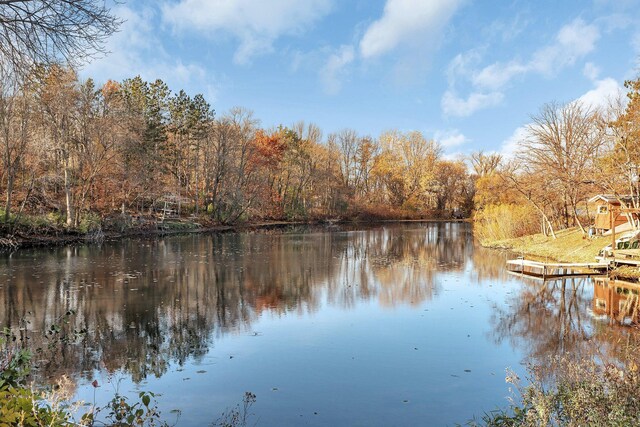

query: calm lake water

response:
[0,222,636,426]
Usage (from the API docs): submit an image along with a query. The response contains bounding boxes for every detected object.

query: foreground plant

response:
[469,356,640,427]
[211,392,257,427]
[0,315,174,426]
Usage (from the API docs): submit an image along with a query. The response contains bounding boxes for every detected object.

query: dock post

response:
[611,209,616,259]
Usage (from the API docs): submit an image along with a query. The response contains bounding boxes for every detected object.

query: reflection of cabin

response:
[588,195,634,234]
[593,278,640,323]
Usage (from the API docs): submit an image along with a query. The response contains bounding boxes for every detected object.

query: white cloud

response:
[441,90,503,117]
[477,18,599,89]
[83,4,156,74]
[500,125,529,159]
[81,5,216,100]
[320,45,355,95]
[577,77,622,109]
[529,19,599,75]
[359,0,464,59]
[443,18,601,117]
[162,0,332,64]
[434,129,469,148]
[472,61,527,90]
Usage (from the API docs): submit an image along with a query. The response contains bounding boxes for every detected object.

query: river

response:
[0,222,636,426]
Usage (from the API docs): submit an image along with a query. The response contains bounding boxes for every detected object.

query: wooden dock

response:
[611,249,640,266]
[506,259,609,278]
[595,250,640,266]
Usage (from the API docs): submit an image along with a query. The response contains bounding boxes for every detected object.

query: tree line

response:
[2,63,638,237]
[0,65,475,233]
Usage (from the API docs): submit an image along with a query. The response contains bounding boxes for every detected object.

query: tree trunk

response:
[194,142,200,215]
[64,158,73,227]
[4,171,13,226]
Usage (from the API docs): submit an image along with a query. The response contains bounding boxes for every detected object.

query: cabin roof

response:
[588,194,634,204]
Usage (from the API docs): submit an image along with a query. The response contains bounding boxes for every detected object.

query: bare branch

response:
[0,0,122,76]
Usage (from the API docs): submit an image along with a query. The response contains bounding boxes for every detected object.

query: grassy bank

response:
[481,227,610,263]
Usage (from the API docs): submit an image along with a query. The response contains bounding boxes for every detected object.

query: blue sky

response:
[81,0,640,158]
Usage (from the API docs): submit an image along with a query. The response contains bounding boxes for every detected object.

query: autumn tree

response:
[73,78,120,223]
[353,135,379,199]
[433,160,473,216]
[33,65,80,226]
[250,128,286,216]
[332,128,358,190]
[469,151,515,210]
[502,164,560,238]
[373,130,441,211]
[0,69,31,227]
[276,123,320,218]
[208,107,260,223]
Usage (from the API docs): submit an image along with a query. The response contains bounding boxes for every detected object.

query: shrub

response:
[0,386,71,426]
[78,213,102,234]
[469,356,640,427]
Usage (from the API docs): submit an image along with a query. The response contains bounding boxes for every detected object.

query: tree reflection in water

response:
[491,277,593,364]
[490,273,640,382]
[0,223,472,385]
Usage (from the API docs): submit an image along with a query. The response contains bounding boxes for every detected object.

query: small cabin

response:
[588,194,633,234]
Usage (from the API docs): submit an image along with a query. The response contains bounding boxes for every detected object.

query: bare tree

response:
[35,65,80,227]
[353,135,378,198]
[333,128,358,189]
[0,0,121,75]
[519,101,605,233]
[469,151,502,177]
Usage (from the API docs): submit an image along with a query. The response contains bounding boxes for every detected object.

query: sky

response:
[81,0,640,158]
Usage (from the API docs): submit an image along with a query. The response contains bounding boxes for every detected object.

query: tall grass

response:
[474,204,539,244]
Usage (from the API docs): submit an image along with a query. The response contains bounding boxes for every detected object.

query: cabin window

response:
[595,298,606,310]
[597,205,608,214]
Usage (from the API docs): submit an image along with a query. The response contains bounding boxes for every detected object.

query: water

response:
[0,222,635,426]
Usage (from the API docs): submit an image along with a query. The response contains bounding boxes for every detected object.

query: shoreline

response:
[2,218,470,250]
